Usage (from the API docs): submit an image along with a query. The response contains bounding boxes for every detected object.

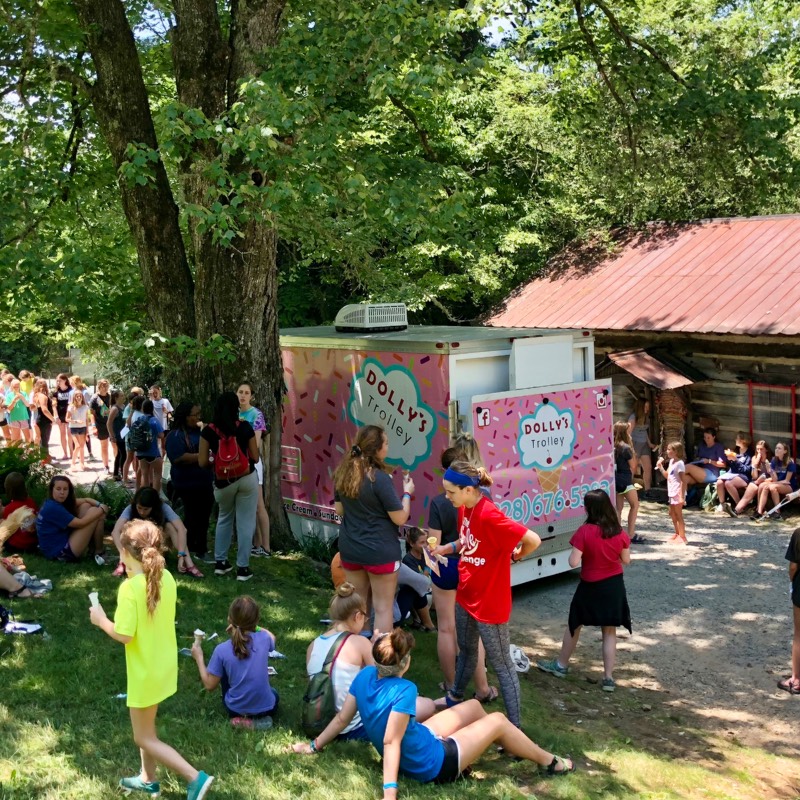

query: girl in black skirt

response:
[536,489,631,692]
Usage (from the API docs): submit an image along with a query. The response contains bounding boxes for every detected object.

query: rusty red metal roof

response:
[489,216,800,336]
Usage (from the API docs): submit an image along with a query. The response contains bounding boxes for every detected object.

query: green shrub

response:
[80,479,133,528]
[0,442,47,484]
[0,442,56,505]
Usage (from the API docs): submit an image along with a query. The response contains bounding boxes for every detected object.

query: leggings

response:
[452,603,522,727]
[37,419,52,454]
[113,437,127,477]
[174,484,215,556]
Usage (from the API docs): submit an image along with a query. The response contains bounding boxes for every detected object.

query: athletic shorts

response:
[702,467,718,483]
[55,543,80,563]
[432,737,461,784]
[137,455,160,463]
[9,420,30,430]
[95,426,110,441]
[669,495,685,506]
[339,559,400,575]
[431,555,460,591]
[69,427,87,436]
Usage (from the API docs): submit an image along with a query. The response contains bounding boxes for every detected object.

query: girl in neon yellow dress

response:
[90,520,214,799]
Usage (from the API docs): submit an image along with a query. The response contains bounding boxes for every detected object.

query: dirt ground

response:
[510,500,799,797]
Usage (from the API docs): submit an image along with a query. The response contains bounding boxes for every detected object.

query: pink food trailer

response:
[280,319,614,584]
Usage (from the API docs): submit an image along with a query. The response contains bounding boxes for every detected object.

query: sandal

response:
[777,678,800,695]
[473,686,499,704]
[445,690,463,708]
[178,554,204,579]
[7,586,40,599]
[546,755,576,776]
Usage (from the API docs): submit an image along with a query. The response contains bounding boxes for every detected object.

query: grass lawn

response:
[0,551,795,800]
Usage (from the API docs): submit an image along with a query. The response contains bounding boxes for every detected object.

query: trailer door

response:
[471,380,614,584]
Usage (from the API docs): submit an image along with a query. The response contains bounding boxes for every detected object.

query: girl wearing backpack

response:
[304,583,436,742]
[89,520,214,799]
[192,595,277,728]
[305,583,377,741]
[133,400,165,493]
[199,392,260,582]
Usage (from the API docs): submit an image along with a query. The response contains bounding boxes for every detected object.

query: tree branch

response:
[572,0,638,167]
[52,63,94,99]
[388,94,438,162]
[593,0,687,88]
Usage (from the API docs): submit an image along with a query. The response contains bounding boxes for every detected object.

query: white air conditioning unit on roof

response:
[334,303,408,332]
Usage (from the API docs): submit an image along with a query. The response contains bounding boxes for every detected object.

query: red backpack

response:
[207,422,250,481]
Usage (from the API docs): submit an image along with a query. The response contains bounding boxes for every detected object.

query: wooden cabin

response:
[489,215,800,459]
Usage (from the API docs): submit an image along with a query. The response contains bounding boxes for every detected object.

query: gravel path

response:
[510,501,799,757]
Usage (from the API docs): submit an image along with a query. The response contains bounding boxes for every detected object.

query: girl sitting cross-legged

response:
[192,595,278,730]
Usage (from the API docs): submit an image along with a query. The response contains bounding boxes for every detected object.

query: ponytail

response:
[120,520,166,616]
[373,628,415,677]
[227,595,260,659]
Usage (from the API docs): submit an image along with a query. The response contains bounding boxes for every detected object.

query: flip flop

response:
[777,678,800,695]
[473,685,499,704]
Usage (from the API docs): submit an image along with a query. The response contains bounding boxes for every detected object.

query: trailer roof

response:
[280,325,590,354]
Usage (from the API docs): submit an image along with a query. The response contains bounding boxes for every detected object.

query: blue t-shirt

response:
[771,458,798,491]
[135,415,164,458]
[165,428,213,490]
[349,666,443,782]
[696,442,727,477]
[36,499,75,558]
[207,628,277,715]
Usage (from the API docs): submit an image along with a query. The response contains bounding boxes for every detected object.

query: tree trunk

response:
[71,0,197,343]
[71,0,293,546]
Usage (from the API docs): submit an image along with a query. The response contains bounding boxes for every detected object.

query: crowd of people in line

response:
[0,370,273,584]
[2,367,799,798]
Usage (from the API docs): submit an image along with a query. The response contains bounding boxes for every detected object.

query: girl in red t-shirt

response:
[433,461,541,727]
[536,490,631,692]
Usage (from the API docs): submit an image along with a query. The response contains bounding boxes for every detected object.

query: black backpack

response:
[126,417,153,453]
[301,632,350,737]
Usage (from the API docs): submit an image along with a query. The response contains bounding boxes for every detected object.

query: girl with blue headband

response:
[432,460,541,727]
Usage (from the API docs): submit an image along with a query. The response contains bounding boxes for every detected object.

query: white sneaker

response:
[714,504,726,515]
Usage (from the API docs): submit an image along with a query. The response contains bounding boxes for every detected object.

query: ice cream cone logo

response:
[535,451,564,494]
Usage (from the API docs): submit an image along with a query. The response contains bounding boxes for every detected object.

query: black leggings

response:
[452,603,522,726]
[37,419,52,454]
[396,586,428,624]
[174,484,215,555]
[113,437,127,478]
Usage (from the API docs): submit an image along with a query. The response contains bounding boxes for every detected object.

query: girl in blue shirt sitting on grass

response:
[292,628,574,797]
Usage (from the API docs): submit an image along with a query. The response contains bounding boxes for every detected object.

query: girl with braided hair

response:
[89,520,214,799]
